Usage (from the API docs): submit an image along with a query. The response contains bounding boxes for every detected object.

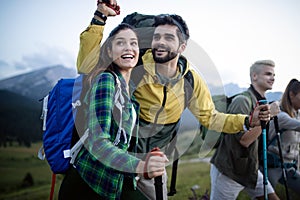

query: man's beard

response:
[152,48,178,63]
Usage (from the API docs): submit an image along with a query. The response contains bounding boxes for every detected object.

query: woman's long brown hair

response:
[280,78,300,117]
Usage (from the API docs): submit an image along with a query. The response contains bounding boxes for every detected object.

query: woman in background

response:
[265,78,300,196]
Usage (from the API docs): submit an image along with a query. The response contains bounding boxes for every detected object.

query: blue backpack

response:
[38,75,82,174]
[38,72,123,174]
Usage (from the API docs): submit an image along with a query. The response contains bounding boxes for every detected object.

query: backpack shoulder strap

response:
[107,71,123,103]
[227,90,253,112]
[131,65,146,89]
[240,90,254,110]
[183,70,194,108]
[106,71,128,145]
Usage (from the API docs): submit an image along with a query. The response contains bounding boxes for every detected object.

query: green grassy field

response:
[0,142,213,200]
[0,142,299,200]
[0,143,250,200]
[0,143,62,200]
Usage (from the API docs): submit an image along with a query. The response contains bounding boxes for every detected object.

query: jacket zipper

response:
[146,84,168,152]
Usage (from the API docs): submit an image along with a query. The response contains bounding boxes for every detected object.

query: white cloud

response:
[19,45,76,70]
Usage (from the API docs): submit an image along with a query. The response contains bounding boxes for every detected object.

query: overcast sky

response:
[0,0,299,92]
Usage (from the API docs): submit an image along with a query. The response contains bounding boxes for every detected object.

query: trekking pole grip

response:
[143,147,164,200]
[143,147,163,179]
[258,99,268,128]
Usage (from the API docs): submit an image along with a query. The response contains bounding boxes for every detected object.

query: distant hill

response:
[0,65,77,101]
[223,83,247,96]
[223,83,282,102]
[266,92,283,102]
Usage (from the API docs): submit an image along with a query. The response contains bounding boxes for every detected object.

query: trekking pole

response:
[258,99,269,200]
[145,147,164,200]
[168,147,179,196]
[166,130,179,196]
[155,176,163,200]
[273,116,290,200]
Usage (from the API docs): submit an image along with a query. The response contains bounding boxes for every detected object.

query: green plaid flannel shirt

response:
[75,71,140,199]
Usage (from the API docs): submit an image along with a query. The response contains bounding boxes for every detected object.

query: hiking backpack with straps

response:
[38,75,84,174]
[121,12,155,55]
[38,71,124,199]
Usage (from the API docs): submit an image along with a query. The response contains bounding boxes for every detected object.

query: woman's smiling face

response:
[109,28,139,70]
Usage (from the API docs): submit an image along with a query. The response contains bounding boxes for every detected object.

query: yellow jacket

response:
[77,24,246,134]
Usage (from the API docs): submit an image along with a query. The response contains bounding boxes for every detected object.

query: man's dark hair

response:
[153,14,190,43]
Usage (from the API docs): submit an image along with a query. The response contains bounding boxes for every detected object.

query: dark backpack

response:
[121,12,155,55]
[200,91,252,148]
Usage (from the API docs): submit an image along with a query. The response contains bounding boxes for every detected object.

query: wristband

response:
[94,10,107,22]
[91,18,105,26]
[244,116,250,130]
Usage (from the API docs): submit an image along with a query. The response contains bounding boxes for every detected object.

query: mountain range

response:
[0,65,282,145]
[220,83,282,102]
[0,65,77,102]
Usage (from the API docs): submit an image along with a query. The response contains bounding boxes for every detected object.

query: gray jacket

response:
[268,110,300,169]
